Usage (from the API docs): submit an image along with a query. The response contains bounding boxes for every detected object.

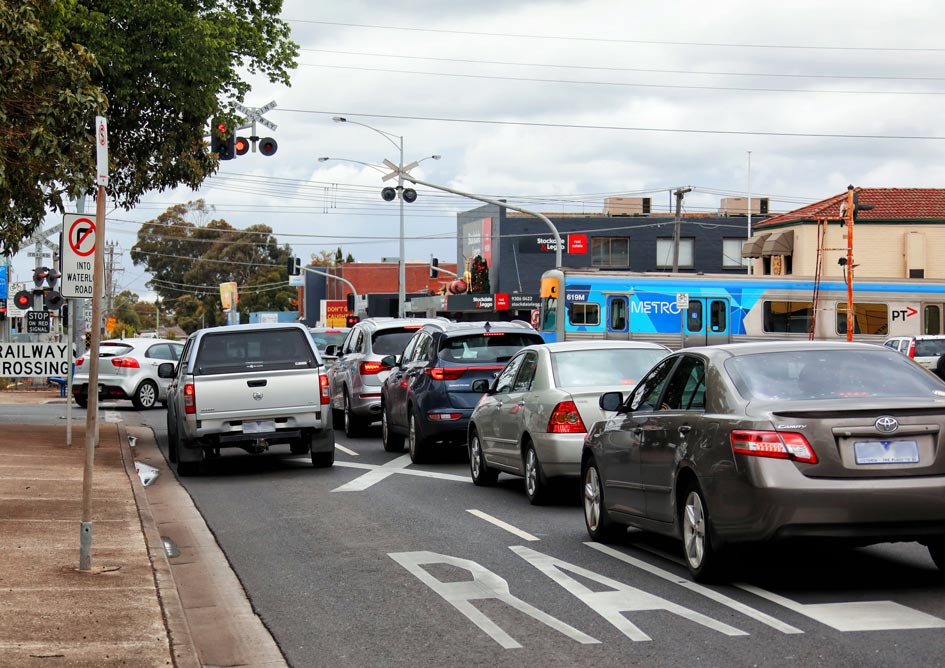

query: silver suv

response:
[327,317,447,437]
[883,335,945,372]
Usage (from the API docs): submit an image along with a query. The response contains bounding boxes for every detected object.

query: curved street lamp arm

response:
[301,265,360,311]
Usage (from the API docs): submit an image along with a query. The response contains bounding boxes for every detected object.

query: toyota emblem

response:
[874,416,899,433]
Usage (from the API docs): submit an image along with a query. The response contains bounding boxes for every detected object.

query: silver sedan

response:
[467,341,670,504]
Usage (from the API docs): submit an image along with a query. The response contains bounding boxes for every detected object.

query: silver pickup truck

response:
[159,323,335,475]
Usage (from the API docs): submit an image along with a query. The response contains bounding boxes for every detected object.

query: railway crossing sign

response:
[60,213,101,298]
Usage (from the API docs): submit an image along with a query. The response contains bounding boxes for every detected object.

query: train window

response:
[592,238,630,268]
[763,301,813,334]
[924,305,942,335]
[837,303,888,336]
[568,302,600,326]
[710,300,727,332]
[609,297,628,331]
[687,300,704,333]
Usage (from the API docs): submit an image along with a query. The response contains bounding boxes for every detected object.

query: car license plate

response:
[243,420,276,434]
[853,439,919,465]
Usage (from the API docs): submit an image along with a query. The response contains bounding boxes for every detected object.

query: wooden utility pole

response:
[845,186,855,342]
[672,187,692,272]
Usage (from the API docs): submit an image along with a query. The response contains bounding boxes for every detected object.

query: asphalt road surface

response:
[15,403,945,668]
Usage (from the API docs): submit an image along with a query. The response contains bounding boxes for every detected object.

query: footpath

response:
[0,389,286,667]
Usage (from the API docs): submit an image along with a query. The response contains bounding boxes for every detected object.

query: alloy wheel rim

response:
[525,449,537,497]
[471,436,482,479]
[408,416,416,456]
[683,491,706,569]
[584,467,601,532]
[141,384,156,407]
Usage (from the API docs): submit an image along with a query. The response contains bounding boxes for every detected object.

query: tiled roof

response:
[755,188,945,227]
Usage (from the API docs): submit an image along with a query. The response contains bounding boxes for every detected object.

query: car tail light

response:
[428,412,463,421]
[360,361,385,375]
[730,430,818,464]
[184,383,196,415]
[319,371,330,405]
[548,401,586,434]
[75,356,85,366]
[428,367,467,381]
[111,356,140,369]
[908,340,916,359]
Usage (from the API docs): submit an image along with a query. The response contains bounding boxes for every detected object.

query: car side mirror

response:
[599,391,625,413]
[471,378,491,394]
[380,355,397,368]
[324,344,338,357]
[157,362,176,379]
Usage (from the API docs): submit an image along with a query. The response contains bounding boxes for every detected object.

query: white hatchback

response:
[72,338,184,409]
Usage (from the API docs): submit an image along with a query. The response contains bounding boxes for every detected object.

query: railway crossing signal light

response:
[259,137,278,156]
[44,290,65,311]
[430,258,439,278]
[13,291,32,310]
[0,298,5,321]
[402,188,417,203]
[234,136,250,156]
[287,256,301,276]
[381,187,397,202]
[211,119,235,160]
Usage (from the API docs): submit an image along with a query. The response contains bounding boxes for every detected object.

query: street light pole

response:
[397,135,406,318]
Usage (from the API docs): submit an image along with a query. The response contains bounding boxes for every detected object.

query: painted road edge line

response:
[467,509,540,542]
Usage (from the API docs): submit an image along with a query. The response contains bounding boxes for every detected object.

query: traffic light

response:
[259,137,278,156]
[211,119,235,160]
[345,315,360,327]
[287,256,301,276]
[234,136,249,156]
[13,290,31,310]
[430,257,439,279]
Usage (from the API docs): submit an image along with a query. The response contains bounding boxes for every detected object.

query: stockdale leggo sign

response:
[60,213,103,298]
[0,343,70,378]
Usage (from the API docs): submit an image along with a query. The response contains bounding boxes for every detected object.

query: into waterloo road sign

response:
[60,213,101,298]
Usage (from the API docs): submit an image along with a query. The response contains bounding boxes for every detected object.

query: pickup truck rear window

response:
[195,329,317,375]
[371,329,418,356]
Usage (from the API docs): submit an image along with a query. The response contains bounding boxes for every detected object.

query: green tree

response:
[335,247,344,264]
[1,0,298,254]
[111,289,142,333]
[130,200,297,331]
[346,252,355,263]
[0,1,106,254]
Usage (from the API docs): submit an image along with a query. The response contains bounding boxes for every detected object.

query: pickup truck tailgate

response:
[195,369,320,419]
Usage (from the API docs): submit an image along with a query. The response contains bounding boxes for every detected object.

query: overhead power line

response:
[288,19,945,53]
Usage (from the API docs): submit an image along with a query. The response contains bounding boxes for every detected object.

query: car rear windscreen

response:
[552,348,668,387]
[310,331,348,352]
[97,343,134,357]
[438,333,543,364]
[195,329,317,375]
[725,349,945,401]
[914,339,945,357]
[371,329,420,356]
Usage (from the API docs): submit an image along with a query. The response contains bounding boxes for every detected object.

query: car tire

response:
[928,539,945,572]
[311,449,335,468]
[132,380,158,410]
[75,392,88,409]
[469,428,498,486]
[583,458,624,542]
[344,392,365,438]
[523,442,549,505]
[382,404,405,452]
[680,481,724,582]
[408,411,427,464]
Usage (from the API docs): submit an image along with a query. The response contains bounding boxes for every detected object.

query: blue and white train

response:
[537,268,945,349]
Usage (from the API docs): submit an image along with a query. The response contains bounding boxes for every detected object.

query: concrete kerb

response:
[116,423,200,668]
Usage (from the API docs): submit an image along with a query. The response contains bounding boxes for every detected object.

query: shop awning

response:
[741,234,770,258]
[761,230,794,256]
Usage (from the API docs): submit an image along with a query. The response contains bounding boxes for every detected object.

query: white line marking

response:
[334,444,358,456]
[585,543,803,634]
[331,456,471,491]
[466,510,540,542]
[736,583,945,632]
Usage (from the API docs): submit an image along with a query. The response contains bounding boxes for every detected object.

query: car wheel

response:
[408,412,427,464]
[469,429,498,486]
[681,482,723,582]
[929,539,945,572]
[132,380,158,410]
[344,392,364,438]
[523,442,549,505]
[382,404,405,452]
[583,458,624,542]
[74,392,88,409]
[311,449,335,468]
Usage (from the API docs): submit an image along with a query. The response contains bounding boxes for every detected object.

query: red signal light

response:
[13,291,32,309]
[234,136,249,155]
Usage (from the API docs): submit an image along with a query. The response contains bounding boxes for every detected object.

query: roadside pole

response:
[80,116,108,572]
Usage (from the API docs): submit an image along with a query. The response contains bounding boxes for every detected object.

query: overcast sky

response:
[11,0,945,300]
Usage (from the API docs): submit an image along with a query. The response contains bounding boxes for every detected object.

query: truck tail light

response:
[184,383,196,415]
[111,356,140,369]
[908,340,916,359]
[75,357,85,366]
[360,361,385,375]
[730,430,818,464]
[547,401,586,434]
[319,371,330,405]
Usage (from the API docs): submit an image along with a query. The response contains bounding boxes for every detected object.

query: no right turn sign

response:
[60,213,101,298]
